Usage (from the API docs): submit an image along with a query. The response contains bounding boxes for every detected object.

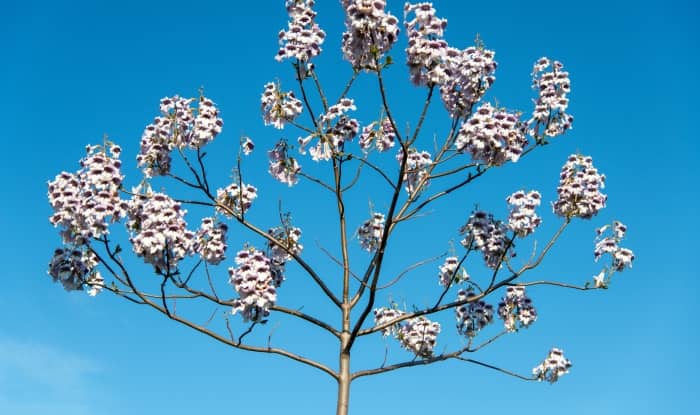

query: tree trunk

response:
[336,333,351,415]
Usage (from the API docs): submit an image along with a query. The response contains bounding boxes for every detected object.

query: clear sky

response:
[1,0,698,414]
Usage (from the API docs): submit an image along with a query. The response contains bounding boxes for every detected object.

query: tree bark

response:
[336,347,351,415]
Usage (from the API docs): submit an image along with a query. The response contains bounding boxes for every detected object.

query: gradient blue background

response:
[2,0,698,414]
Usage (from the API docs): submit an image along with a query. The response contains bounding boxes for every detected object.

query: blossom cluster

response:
[439,46,497,118]
[529,58,573,137]
[299,98,359,161]
[127,191,194,271]
[261,82,304,129]
[374,307,441,357]
[48,144,126,245]
[532,348,572,383]
[194,217,228,265]
[47,247,102,295]
[341,0,400,69]
[268,140,302,186]
[229,249,278,322]
[373,306,405,337]
[455,103,527,165]
[397,316,441,357]
[216,182,258,217]
[267,224,303,286]
[593,221,635,287]
[438,256,468,287]
[460,211,510,269]
[552,154,607,219]
[506,190,542,237]
[404,2,448,85]
[455,289,494,338]
[240,136,255,155]
[359,118,396,152]
[497,286,537,332]
[276,0,326,62]
[137,96,223,177]
[397,147,432,196]
[357,212,386,252]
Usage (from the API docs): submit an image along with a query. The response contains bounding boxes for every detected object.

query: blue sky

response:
[1,0,698,414]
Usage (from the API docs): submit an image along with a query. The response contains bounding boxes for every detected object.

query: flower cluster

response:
[439,46,497,118]
[373,306,405,337]
[127,191,194,271]
[261,82,304,129]
[216,182,258,217]
[276,0,326,62]
[48,144,126,245]
[341,0,400,69]
[438,256,468,287]
[506,190,542,237]
[497,286,537,332]
[397,147,432,196]
[268,140,302,186]
[299,98,359,161]
[267,224,303,286]
[455,103,527,165]
[528,58,573,138]
[593,221,634,287]
[397,316,441,357]
[240,136,255,155]
[532,348,572,383]
[455,289,494,338]
[229,249,278,322]
[359,118,396,152]
[404,2,449,86]
[552,154,607,219]
[194,217,228,265]
[357,212,385,252]
[460,211,510,269]
[137,96,223,176]
[47,247,101,294]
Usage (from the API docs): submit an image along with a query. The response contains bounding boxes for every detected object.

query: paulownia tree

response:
[46,1,635,414]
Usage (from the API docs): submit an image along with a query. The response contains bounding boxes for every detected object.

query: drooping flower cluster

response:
[455,103,528,165]
[404,2,449,86]
[397,147,433,196]
[359,118,396,152]
[268,140,302,186]
[438,256,468,287]
[276,0,326,62]
[373,306,405,337]
[126,191,194,271]
[528,58,573,138]
[460,211,510,269]
[593,221,634,286]
[552,154,607,219]
[194,217,228,265]
[455,289,494,338]
[497,286,537,332]
[299,98,359,161]
[261,82,304,129]
[439,46,497,118]
[48,144,126,245]
[229,249,278,322]
[397,316,441,357]
[357,212,385,252]
[506,190,542,237]
[532,348,572,383]
[216,182,258,217]
[47,247,102,294]
[341,0,400,69]
[137,96,223,177]
[267,224,303,286]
